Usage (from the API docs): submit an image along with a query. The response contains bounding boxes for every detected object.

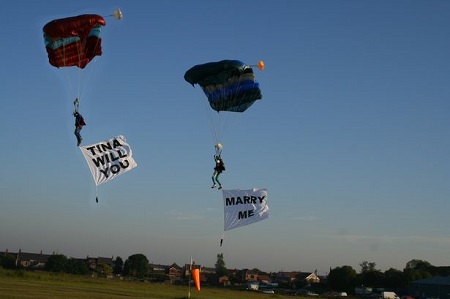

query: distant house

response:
[200,266,216,274]
[1,249,51,269]
[199,272,209,285]
[86,256,113,270]
[149,263,166,273]
[272,271,319,286]
[296,271,321,284]
[167,263,183,283]
[245,269,259,281]
[219,275,230,286]
[1,249,117,272]
[409,276,450,299]
[273,271,297,284]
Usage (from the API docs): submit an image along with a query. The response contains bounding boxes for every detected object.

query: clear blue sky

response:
[1,1,449,274]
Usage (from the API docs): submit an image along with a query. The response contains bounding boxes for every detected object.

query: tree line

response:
[210,254,450,292]
[0,253,149,279]
[327,260,450,293]
[2,252,449,292]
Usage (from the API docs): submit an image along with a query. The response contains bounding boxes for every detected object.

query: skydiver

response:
[73,111,86,146]
[211,154,225,189]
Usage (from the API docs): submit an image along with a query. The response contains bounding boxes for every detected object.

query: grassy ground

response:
[0,269,289,299]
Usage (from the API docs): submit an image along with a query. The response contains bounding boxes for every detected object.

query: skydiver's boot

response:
[218,185,222,190]
[211,184,216,188]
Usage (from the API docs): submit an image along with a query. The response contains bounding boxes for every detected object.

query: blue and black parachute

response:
[184,60,264,113]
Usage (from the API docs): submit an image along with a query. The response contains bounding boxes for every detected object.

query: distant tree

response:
[358,261,384,287]
[65,258,89,275]
[328,265,357,292]
[251,268,263,274]
[123,254,149,279]
[96,264,113,277]
[46,254,68,272]
[383,268,405,289]
[215,253,227,277]
[113,256,124,275]
[359,261,377,273]
[403,267,431,283]
[1,254,17,269]
[403,259,432,283]
[429,266,450,277]
[228,271,240,285]
[294,273,309,289]
[405,259,431,271]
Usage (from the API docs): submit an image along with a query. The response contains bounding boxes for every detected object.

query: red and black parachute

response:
[43,14,106,69]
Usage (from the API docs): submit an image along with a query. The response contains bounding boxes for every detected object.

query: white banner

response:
[80,135,137,186]
[223,188,269,231]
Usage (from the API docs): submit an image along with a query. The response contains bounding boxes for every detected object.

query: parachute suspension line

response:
[74,33,102,110]
[215,144,222,156]
[210,80,246,150]
[208,109,220,147]
[66,40,83,111]
[58,37,80,110]
[207,87,230,149]
[78,39,83,97]
[209,106,228,152]
[200,87,221,148]
[76,13,113,104]
[60,40,76,104]
[208,109,220,148]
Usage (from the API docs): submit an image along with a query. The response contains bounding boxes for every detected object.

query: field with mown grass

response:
[0,269,291,299]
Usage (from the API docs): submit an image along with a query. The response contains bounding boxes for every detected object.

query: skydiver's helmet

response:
[73,111,79,116]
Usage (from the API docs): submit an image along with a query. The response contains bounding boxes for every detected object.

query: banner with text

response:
[80,135,137,186]
[223,188,269,231]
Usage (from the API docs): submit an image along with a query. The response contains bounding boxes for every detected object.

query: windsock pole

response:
[188,257,192,298]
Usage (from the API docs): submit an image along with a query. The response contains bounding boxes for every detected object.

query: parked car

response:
[324,291,348,297]
[324,291,339,297]
[297,289,319,296]
[382,292,400,299]
[261,289,275,294]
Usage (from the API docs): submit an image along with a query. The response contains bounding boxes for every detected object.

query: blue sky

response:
[1,1,449,274]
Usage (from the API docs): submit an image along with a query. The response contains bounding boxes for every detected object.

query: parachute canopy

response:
[43,14,106,69]
[184,60,262,113]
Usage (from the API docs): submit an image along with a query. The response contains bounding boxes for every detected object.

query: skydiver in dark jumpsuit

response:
[211,155,225,190]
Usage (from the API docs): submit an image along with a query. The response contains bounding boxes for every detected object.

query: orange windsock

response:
[192,268,201,291]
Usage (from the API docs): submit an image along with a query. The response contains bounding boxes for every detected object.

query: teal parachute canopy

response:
[184,60,262,112]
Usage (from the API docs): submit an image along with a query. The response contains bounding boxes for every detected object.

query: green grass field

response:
[0,269,290,299]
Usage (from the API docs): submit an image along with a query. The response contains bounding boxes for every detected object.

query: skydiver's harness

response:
[73,98,79,113]
[214,156,225,173]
